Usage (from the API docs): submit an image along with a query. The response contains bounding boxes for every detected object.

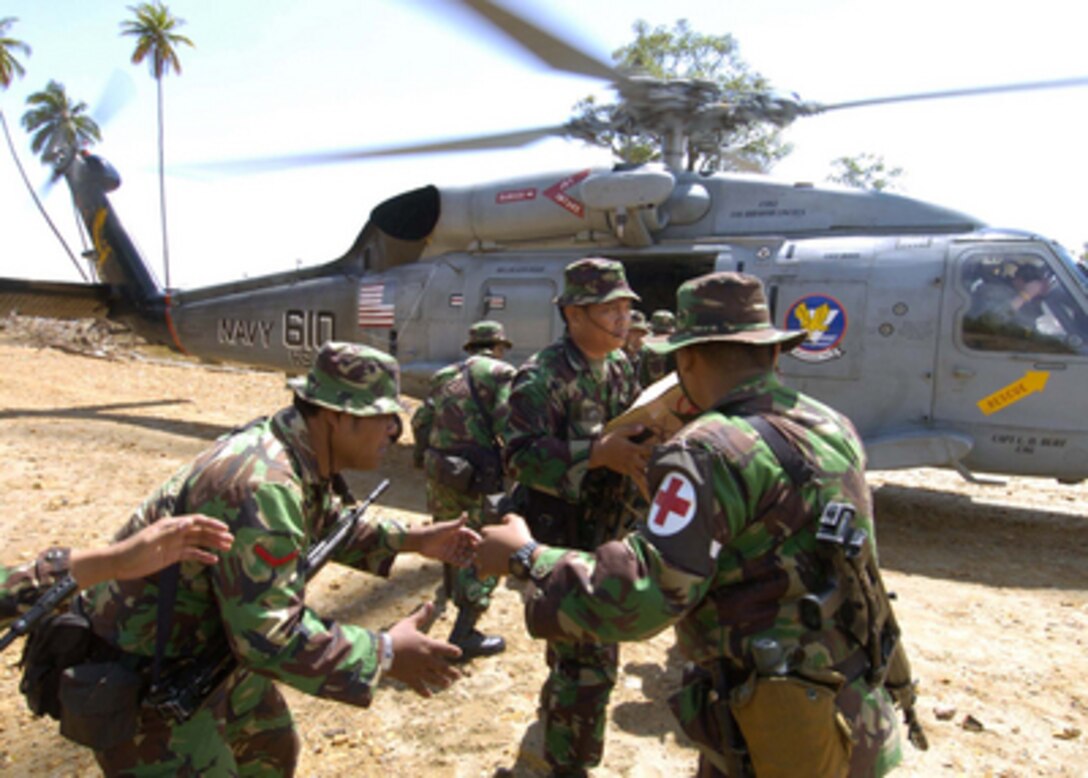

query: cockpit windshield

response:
[959,246,1088,356]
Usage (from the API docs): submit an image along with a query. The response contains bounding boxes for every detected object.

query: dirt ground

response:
[0,317,1084,777]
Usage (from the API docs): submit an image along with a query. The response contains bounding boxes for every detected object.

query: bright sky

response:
[2,0,1086,289]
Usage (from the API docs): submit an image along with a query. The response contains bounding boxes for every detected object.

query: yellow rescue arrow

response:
[977,370,1050,416]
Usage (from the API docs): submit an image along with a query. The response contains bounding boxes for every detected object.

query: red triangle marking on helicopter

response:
[358,283,395,328]
[544,169,589,218]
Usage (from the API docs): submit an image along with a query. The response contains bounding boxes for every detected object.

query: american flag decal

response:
[485,295,506,310]
[449,293,464,308]
[357,283,395,328]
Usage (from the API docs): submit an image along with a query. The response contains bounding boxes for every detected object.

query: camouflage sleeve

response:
[503,363,593,502]
[212,482,384,708]
[0,548,72,627]
[333,514,407,573]
[524,533,713,644]
[410,399,435,468]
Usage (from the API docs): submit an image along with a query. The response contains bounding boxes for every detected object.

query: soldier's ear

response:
[675,347,697,374]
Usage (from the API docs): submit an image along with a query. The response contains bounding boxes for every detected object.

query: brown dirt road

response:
[0,318,1084,776]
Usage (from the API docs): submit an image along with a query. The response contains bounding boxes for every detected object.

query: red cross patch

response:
[647,471,696,537]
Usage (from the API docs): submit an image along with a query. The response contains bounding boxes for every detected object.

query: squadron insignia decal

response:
[786,294,848,362]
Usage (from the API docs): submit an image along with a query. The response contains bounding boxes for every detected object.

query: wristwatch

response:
[508,540,540,581]
[378,631,394,672]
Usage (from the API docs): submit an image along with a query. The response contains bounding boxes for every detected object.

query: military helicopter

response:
[3,0,1088,485]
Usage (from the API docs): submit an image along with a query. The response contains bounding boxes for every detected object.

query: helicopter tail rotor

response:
[41,70,135,197]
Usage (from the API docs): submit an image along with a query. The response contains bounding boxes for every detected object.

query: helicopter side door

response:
[934,240,1088,481]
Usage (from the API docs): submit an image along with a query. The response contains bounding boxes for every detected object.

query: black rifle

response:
[145,478,391,723]
[0,574,79,653]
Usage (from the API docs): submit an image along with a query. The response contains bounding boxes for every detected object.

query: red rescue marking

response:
[543,169,589,218]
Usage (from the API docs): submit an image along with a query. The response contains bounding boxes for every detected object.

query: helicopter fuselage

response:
[9,154,1085,485]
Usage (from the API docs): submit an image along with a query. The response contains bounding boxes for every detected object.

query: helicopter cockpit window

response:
[960,251,1088,355]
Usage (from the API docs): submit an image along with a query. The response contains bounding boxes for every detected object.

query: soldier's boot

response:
[448,607,505,661]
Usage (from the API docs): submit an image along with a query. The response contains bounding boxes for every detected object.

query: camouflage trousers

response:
[427,480,498,613]
[541,639,619,771]
[95,671,298,777]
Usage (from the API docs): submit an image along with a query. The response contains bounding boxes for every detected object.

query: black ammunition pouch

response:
[20,611,95,720]
[58,661,143,751]
[513,485,582,547]
[19,608,142,751]
[465,447,504,496]
[425,448,475,493]
[425,446,504,496]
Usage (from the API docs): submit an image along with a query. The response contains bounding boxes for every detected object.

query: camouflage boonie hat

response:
[554,257,640,307]
[287,341,405,416]
[628,310,651,334]
[463,320,513,352]
[646,272,806,354]
[650,309,676,335]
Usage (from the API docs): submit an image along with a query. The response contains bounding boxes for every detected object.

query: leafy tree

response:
[22,80,101,164]
[1,18,87,280]
[121,1,193,289]
[0,16,29,88]
[827,152,903,192]
[573,19,792,172]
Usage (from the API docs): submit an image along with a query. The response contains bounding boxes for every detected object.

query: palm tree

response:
[22,80,102,165]
[1,18,88,280]
[121,1,192,290]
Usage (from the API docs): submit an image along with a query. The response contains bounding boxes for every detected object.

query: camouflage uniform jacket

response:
[503,333,638,511]
[524,373,901,771]
[80,406,406,709]
[411,353,515,466]
[637,344,675,388]
[0,548,71,628]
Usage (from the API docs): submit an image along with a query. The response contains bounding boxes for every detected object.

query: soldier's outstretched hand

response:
[72,515,235,588]
[475,513,534,578]
[386,602,463,697]
[404,516,480,567]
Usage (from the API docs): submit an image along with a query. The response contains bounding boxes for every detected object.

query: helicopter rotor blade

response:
[40,71,135,197]
[91,70,136,128]
[189,124,570,175]
[814,75,1088,114]
[455,0,624,85]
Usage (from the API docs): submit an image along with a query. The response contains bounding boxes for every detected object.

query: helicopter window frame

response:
[957,249,1088,356]
[1051,241,1088,295]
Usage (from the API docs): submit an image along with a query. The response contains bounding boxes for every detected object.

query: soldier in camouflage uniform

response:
[410,320,516,660]
[502,257,654,775]
[623,309,651,381]
[0,517,234,631]
[78,342,476,777]
[639,308,678,387]
[479,273,910,777]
